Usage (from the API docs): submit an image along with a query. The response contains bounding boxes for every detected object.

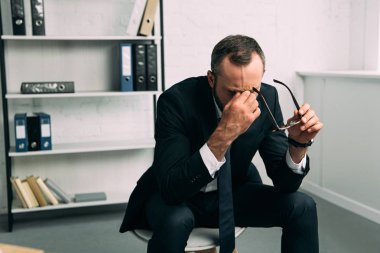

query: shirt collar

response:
[212,95,222,121]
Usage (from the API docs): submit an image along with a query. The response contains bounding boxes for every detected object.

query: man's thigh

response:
[232,182,309,228]
[145,192,195,230]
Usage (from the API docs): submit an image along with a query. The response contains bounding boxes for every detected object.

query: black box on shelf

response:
[20,81,75,94]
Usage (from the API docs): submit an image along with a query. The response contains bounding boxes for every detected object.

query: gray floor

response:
[1,192,380,253]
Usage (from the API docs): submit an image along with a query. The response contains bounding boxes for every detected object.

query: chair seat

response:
[134,227,246,251]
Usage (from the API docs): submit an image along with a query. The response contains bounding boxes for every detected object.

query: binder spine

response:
[133,44,147,91]
[10,0,26,35]
[30,0,46,35]
[26,115,41,151]
[14,113,28,152]
[146,44,158,91]
[34,113,52,150]
[120,44,133,91]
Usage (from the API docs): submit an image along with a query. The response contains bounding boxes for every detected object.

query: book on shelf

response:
[12,177,34,208]
[30,0,46,35]
[44,178,71,203]
[146,43,158,91]
[132,44,147,91]
[14,113,28,152]
[36,177,59,205]
[74,192,107,202]
[126,0,147,36]
[10,177,28,208]
[138,0,159,36]
[10,0,26,35]
[33,112,52,151]
[21,180,39,208]
[26,175,48,207]
[120,43,133,92]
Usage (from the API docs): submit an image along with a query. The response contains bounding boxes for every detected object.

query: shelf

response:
[6,91,162,99]
[297,70,380,79]
[12,191,130,213]
[9,138,155,157]
[1,0,164,232]
[1,35,161,41]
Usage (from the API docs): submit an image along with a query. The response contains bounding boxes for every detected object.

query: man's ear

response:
[207,70,215,88]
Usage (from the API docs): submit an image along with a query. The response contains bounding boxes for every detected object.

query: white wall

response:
[164,0,353,184]
[164,0,353,128]
[0,0,365,213]
[300,71,380,224]
[350,0,380,70]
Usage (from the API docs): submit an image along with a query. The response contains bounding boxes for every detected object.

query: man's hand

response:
[220,91,261,140]
[207,91,261,161]
[287,103,323,163]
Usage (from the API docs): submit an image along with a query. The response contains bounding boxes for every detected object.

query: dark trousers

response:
[145,182,319,253]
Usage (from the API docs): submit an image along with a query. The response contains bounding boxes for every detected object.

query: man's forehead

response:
[218,55,263,76]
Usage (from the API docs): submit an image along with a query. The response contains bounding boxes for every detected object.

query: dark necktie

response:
[218,147,235,253]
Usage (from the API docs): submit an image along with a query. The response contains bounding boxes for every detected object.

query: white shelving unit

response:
[12,191,131,214]
[6,91,161,99]
[0,0,164,231]
[8,138,156,157]
[1,35,161,41]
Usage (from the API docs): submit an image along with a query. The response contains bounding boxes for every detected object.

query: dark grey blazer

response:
[119,76,309,233]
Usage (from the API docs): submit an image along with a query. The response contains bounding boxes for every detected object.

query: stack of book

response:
[10,176,70,208]
[10,176,108,209]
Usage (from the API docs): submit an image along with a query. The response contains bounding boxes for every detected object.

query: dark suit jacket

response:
[119,76,309,233]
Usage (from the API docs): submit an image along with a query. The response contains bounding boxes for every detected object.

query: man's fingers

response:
[244,94,259,111]
[252,106,261,119]
[227,91,258,112]
[224,92,241,109]
[306,121,324,134]
[298,103,311,116]
[300,115,319,131]
[234,90,251,104]
[301,109,316,124]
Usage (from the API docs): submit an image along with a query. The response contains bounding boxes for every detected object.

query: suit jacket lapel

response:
[198,81,218,144]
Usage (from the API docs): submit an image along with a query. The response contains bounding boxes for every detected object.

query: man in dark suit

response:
[120,35,323,253]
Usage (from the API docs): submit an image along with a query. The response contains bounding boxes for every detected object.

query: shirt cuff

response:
[286,149,307,175]
[199,143,226,178]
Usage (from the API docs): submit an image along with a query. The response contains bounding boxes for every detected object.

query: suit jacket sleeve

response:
[153,91,214,204]
[259,86,310,193]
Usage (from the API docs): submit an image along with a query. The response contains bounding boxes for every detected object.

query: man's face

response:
[208,52,264,111]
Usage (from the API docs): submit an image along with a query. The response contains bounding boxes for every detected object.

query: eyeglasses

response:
[251,79,301,131]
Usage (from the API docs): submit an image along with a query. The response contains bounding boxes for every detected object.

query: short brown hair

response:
[211,35,265,74]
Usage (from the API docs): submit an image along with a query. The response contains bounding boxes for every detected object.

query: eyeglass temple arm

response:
[251,87,281,130]
[273,79,301,110]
